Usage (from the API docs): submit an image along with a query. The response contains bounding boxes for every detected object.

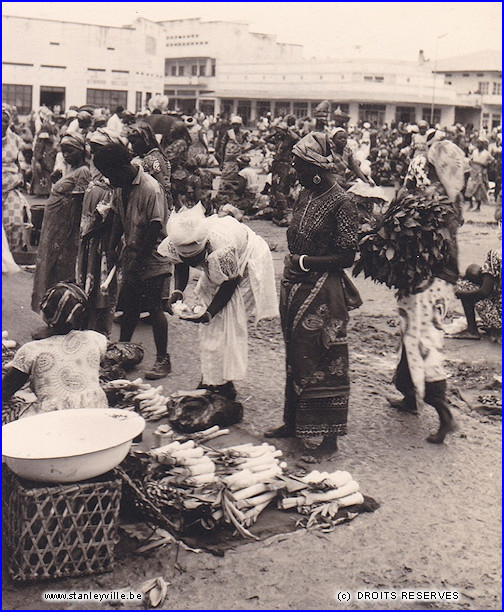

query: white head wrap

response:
[230,115,243,125]
[159,203,209,259]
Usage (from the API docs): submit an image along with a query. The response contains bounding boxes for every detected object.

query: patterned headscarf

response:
[40,282,88,330]
[292,132,334,170]
[60,132,87,152]
[127,121,161,153]
[89,127,128,148]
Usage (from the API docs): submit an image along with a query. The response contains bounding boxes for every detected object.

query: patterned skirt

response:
[281,267,350,437]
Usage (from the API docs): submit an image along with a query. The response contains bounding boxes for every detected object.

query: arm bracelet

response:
[299,254,310,272]
[172,290,184,300]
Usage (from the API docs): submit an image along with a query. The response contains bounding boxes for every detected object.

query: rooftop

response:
[434,49,501,73]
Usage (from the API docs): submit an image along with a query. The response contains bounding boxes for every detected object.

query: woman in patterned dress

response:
[388,134,466,443]
[31,133,91,318]
[264,132,359,458]
[453,249,502,342]
[2,104,32,252]
[2,282,108,416]
[77,128,129,336]
[127,121,172,208]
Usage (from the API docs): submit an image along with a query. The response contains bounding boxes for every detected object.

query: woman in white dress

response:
[158,204,279,399]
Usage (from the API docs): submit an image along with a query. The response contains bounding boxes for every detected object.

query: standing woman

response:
[127,121,173,209]
[31,123,58,197]
[2,104,32,252]
[217,116,250,196]
[77,128,128,336]
[465,136,494,211]
[164,122,191,209]
[265,133,360,458]
[355,135,466,444]
[31,133,90,320]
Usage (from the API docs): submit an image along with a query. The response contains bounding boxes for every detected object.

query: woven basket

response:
[2,468,122,583]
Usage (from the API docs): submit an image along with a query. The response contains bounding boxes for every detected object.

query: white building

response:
[2,14,500,131]
[434,50,502,131]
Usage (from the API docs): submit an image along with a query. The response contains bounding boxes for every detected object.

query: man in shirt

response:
[106,106,125,135]
[93,143,172,379]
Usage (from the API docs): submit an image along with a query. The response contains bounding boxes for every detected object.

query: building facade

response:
[2,15,501,131]
[435,50,502,132]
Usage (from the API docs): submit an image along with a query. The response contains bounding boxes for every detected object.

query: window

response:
[237,101,251,125]
[445,73,452,77]
[274,101,291,117]
[146,92,152,106]
[211,62,216,77]
[164,90,175,95]
[476,73,484,77]
[462,73,470,77]
[87,68,105,72]
[2,84,32,114]
[171,66,177,76]
[49,42,60,46]
[422,108,441,125]
[257,100,271,117]
[364,75,373,81]
[492,82,501,95]
[86,88,127,109]
[178,66,185,76]
[135,91,142,112]
[191,65,197,76]
[358,103,386,126]
[478,82,489,94]
[395,106,415,124]
[293,102,308,118]
[199,64,206,76]
[374,75,384,82]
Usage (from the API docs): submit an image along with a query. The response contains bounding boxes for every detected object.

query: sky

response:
[2,2,502,61]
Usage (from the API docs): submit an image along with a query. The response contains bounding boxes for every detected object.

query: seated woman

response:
[2,282,108,416]
[453,249,502,342]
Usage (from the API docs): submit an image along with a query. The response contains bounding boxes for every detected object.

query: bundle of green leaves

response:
[353,192,457,297]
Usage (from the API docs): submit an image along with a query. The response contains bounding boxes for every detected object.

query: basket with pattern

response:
[2,468,122,583]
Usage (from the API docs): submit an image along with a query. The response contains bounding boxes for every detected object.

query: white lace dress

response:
[162,215,279,385]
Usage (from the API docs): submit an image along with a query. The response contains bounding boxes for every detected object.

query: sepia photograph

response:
[1,2,502,610]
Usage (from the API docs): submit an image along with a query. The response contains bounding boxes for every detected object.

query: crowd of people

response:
[2,95,501,459]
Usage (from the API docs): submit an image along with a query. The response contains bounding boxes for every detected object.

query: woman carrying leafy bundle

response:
[354,131,466,444]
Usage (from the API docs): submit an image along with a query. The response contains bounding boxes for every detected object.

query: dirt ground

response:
[2,203,502,611]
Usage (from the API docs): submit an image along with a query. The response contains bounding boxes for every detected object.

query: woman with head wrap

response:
[127,121,172,207]
[164,122,191,209]
[358,135,466,444]
[216,115,254,202]
[465,136,494,211]
[264,119,300,226]
[31,123,58,197]
[185,115,211,167]
[3,282,108,416]
[330,127,375,189]
[75,129,129,336]
[264,132,359,459]
[31,133,91,332]
[2,104,32,252]
[158,203,278,400]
